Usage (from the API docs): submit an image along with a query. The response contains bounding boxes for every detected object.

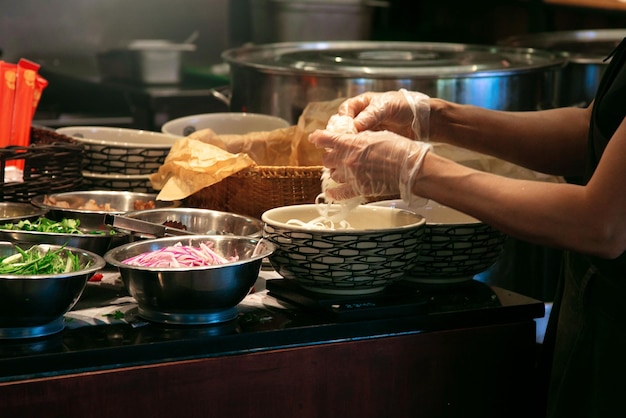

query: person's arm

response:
[428,99,592,177]
[414,114,626,259]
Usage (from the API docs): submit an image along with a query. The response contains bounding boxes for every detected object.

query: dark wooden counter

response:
[0,281,545,418]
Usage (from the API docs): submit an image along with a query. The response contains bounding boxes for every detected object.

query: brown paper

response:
[149,136,256,201]
[290,97,346,166]
[190,126,297,166]
[149,98,353,202]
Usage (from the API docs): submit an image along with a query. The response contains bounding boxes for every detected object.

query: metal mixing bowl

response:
[0,223,120,256]
[31,191,180,230]
[0,202,47,223]
[124,207,263,238]
[104,235,275,325]
[0,242,106,339]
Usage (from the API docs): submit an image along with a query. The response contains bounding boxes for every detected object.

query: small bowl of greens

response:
[0,242,106,339]
[0,217,125,256]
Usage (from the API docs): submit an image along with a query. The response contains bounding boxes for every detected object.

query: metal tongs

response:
[104,214,195,239]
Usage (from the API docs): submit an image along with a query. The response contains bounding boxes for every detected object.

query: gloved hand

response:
[338,89,430,141]
[309,129,432,205]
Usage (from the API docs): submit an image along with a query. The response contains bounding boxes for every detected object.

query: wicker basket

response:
[185,165,324,219]
[0,128,84,203]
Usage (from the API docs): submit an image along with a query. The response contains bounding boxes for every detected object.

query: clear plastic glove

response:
[309,129,432,204]
[338,89,430,141]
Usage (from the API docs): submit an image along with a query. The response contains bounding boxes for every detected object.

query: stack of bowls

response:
[55,126,179,192]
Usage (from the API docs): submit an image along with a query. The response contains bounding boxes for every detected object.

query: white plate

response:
[57,126,178,148]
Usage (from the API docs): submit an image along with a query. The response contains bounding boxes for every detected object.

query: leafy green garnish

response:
[1,217,107,235]
[103,310,125,320]
[0,244,88,275]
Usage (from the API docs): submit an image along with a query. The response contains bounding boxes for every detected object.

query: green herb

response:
[103,310,125,320]
[0,244,88,275]
[0,217,107,235]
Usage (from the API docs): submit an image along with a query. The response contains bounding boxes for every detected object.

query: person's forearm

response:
[413,152,622,258]
[428,99,591,177]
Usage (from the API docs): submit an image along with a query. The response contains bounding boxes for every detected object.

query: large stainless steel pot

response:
[499,29,626,108]
[221,41,566,124]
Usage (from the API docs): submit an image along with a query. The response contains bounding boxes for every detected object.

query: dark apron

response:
[540,38,626,418]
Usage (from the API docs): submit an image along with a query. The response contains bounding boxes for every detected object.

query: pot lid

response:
[499,29,626,63]
[222,41,565,77]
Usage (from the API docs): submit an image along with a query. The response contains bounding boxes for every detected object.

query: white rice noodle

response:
[285,115,364,230]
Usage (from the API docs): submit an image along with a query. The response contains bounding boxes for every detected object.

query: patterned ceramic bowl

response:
[56,126,178,175]
[261,204,426,295]
[369,200,506,284]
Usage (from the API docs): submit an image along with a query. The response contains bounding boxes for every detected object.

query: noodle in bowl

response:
[261,204,426,295]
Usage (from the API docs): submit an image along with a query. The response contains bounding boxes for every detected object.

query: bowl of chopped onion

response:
[103,235,275,325]
[0,242,106,339]
[368,199,507,284]
[261,204,426,295]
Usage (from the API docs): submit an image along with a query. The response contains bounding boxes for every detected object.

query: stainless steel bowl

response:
[124,207,263,238]
[104,235,275,325]
[0,224,121,256]
[0,202,47,223]
[31,191,180,230]
[0,242,106,339]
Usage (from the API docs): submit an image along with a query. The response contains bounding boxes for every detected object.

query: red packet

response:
[11,58,41,147]
[31,75,48,118]
[0,61,17,147]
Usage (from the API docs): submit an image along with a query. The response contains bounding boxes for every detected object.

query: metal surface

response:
[105,213,195,238]
[250,0,387,43]
[0,203,47,223]
[123,207,264,238]
[0,226,120,256]
[499,29,626,107]
[222,41,567,123]
[31,191,180,230]
[0,243,106,339]
[104,235,275,325]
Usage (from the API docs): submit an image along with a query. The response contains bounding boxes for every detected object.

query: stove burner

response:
[0,317,65,340]
[267,279,500,321]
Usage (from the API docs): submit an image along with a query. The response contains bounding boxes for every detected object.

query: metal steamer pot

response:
[499,29,626,108]
[220,41,566,124]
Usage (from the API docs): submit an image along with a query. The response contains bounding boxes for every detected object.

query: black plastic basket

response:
[0,127,84,203]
